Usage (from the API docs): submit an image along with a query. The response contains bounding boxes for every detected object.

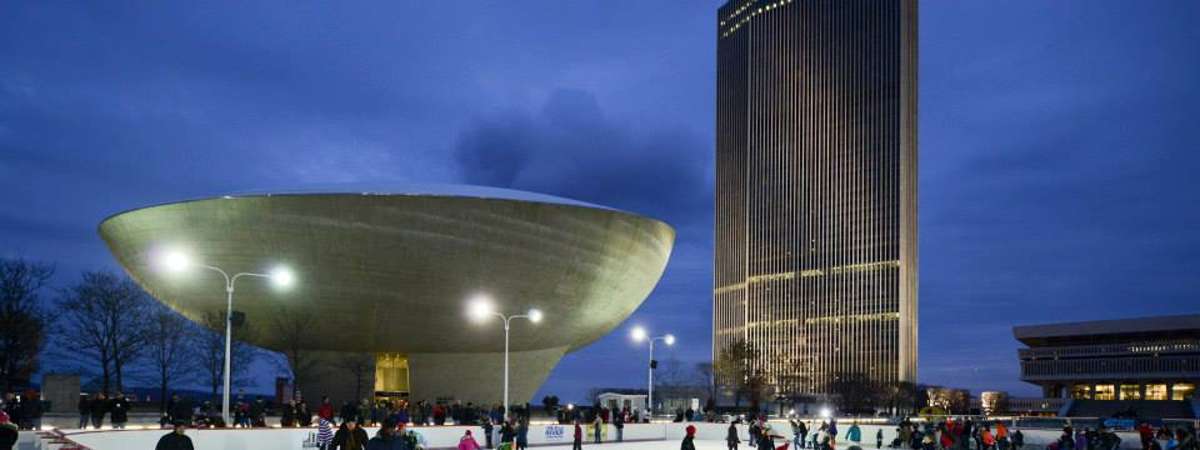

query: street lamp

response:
[156,248,294,425]
[467,295,542,420]
[631,326,674,418]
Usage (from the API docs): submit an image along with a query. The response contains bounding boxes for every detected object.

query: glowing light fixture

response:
[465,295,543,421]
[631,326,647,342]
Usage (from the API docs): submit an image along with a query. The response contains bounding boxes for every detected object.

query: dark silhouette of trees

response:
[714,338,769,412]
[335,354,373,403]
[0,258,54,394]
[198,309,258,400]
[541,395,561,416]
[55,271,153,394]
[827,372,883,414]
[143,307,199,412]
[696,362,718,403]
[883,381,919,416]
[270,306,320,397]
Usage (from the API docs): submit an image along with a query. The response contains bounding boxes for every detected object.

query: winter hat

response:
[0,411,9,424]
[686,425,696,436]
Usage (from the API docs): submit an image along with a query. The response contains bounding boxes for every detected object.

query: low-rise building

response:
[1014,314,1199,401]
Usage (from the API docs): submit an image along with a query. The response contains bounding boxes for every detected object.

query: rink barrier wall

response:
[62,421,1148,450]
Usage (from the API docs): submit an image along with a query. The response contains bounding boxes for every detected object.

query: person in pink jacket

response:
[459,430,482,450]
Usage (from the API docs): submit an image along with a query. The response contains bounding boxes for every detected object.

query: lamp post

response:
[631,326,674,418]
[468,297,542,421]
[159,249,294,425]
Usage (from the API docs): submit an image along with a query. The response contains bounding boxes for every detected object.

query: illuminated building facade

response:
[714,0,918,398]
[1015,314,1200,402]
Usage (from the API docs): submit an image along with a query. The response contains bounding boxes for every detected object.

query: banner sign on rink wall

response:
[544,425,566,442]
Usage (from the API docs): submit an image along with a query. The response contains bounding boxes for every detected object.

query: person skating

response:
[790,417,806,449]
[727,422,742,450]
[77,394,90,429]
[481,417,494,449]
[848,422,863,448]
[317,417,335,450]
[0,412,18,450]
[995,423,1009,450]
[110,392,130,429]
[433,403,446,426]
[366,418,405,450]
[749,418,761,448]
[829,418,839,449]
[22,392,43,431]
[921,434,936,450]
[299,399,313,427]
[155,421,195,450]
[758,420,783,450]
[1095,427,1118,450]
[89,392,108,429]
[817,423,832,450]
[573,420,583,450]
[516,419,529,450]
[0,395,18,432]
[255,397,269,427]
[170,394,193,427]
[319,397,335,422]
[341,401,359,425]
[981,427,996,450]
[1175,429,1195,450]
[593,415,604,444]
[282,400,297,427]
[682,425,697,450]
[333,419,369,450]
[614,409,625,442]
[458,429,483,450]
[499,420,515,449]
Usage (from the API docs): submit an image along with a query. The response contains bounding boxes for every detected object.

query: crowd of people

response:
[0,391,45,431]
[75,392,133,429]
[1135,422,1198,450]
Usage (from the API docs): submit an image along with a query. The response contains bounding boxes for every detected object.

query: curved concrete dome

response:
[98,189,675,356]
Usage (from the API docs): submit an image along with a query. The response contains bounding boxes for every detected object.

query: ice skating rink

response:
[56,421,1142,450]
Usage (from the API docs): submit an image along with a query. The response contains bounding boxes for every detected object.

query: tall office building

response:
[714,0,918,398]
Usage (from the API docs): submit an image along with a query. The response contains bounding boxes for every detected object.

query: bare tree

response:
[827,372,882,414]
[335,354,374,402]
[0,258,54,394]
[696,362,717,402]
[143,307,199,411]
[270,306,320,397]
[197,310,258,400]
[55,271,152,394]
[713,338,769,411]
[883,381,919,416]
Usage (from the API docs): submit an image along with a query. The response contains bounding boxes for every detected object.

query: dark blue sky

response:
[2,1,1198,401]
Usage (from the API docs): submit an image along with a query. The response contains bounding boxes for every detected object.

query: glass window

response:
[1172,383,1196,401]
[1094,384,1115,400]
[1119,384,1142,400]
[1071,385,1091,399]
[1144,384,1168,401]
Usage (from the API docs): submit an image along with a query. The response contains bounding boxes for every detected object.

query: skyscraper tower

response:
[714,0,917,399]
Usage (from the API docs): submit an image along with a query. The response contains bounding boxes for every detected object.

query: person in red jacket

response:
[573,419,583,450]
[1137,422,1154,450]
[319,396,335,422]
